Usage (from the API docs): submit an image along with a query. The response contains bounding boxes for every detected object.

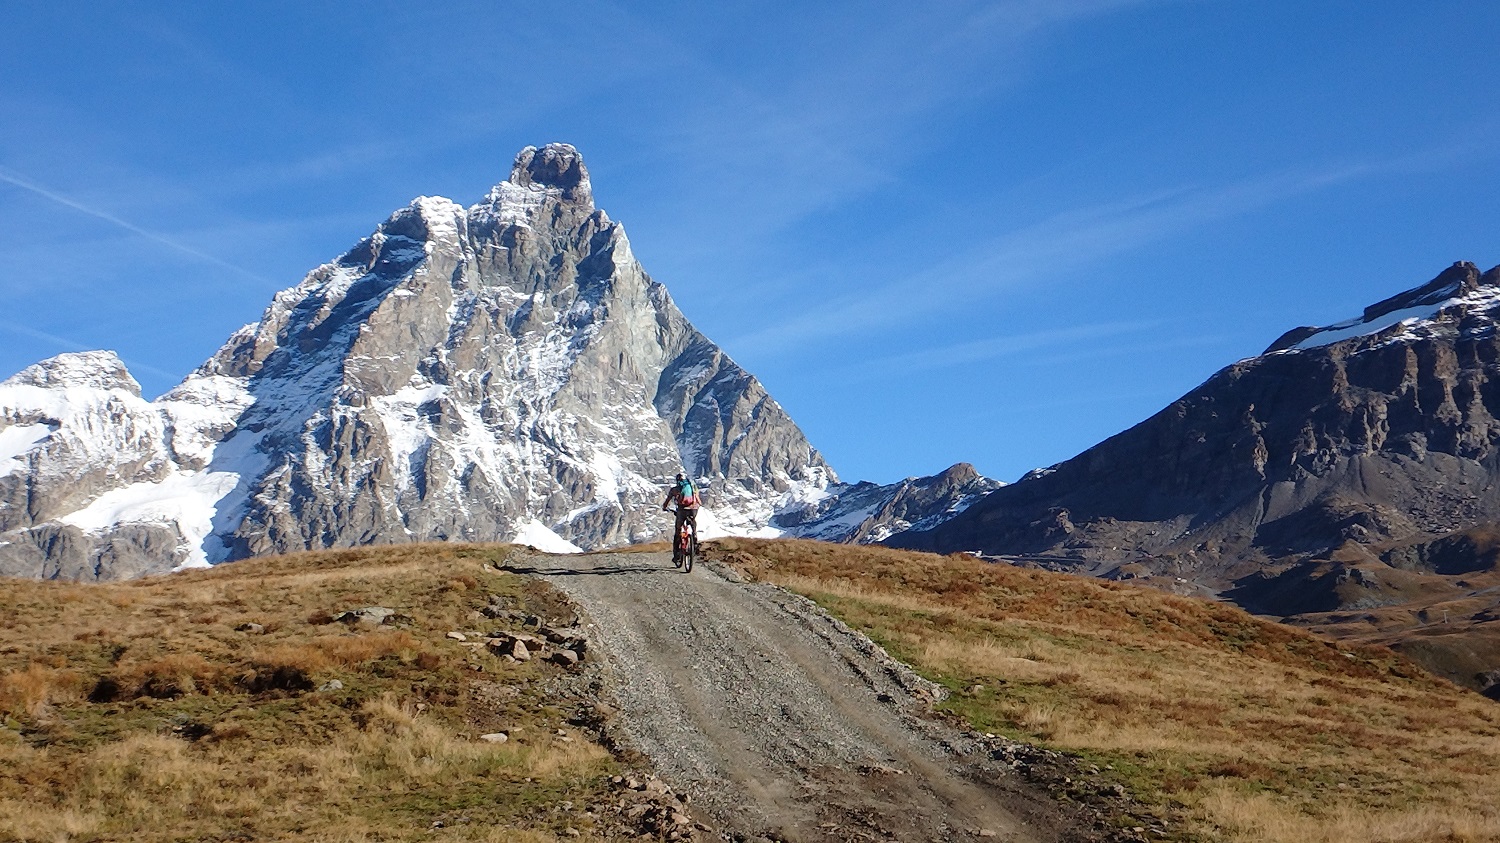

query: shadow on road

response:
[502,563,679,577]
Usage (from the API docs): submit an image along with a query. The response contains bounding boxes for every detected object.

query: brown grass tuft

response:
[0,663,83,716]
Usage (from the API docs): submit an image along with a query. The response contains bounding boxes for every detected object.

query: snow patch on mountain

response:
[57,469,241,568]
[1268,262,1500,355]
[7,349,143,393]
[1288,287,1500,351]
[0,423,52,474]
[370,383,448,491]
[0,145,997,580]
[512,519,583,553]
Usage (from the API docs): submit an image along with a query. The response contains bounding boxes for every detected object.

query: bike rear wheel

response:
[683,528,695,572]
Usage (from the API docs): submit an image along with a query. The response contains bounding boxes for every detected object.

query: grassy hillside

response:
[0,544,630,842]
[7,537,1498,842]
[706,538,1500,843]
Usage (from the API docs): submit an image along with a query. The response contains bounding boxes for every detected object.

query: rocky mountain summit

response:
[887,260,1500,689]
[0,144,992,580]
[779,462,1000,544]
[892,261,1500,575]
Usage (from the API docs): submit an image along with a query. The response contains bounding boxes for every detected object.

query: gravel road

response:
[508,549,1086,843]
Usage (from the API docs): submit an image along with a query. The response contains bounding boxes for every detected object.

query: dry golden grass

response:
[0,543,623,842]
[0,663,83,718]
[710,538,1500,843]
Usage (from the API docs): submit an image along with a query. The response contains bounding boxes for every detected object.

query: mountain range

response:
[3,143,1495,695]
[889,260,1500,692]
[0,144,994,580]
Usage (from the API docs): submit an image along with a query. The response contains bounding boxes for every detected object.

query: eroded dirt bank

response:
[506,548,1109,843]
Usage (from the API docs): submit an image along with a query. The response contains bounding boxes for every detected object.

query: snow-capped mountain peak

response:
[7,350,141,394]
[0,144,995,580]
[1265,261,1500,354]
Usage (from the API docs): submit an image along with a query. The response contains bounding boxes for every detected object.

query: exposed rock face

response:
[889,261,1500,587]
[0,144,988,580]
[775,463,1001,543]
[0,351,195,579]
[886,260,1500,691]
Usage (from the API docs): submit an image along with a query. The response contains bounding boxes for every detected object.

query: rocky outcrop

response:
[888,261,1500,691]
[0,144,986,580]
[889,262,1500,591]
[774,463,1001,543]
[192,144,836,560]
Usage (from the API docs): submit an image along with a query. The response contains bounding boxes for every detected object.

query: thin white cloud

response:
[963,0,1190,35]
[207,142,412,197]
[0,321,90,353]
[845,320,1162,380]
[967,384,1183,419]
[0,167,272,284]
[727,157,1402,356]
[0,320,182,383]
[606,0,1183,248]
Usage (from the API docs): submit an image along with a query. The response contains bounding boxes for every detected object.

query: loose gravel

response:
[507,549,1095,843]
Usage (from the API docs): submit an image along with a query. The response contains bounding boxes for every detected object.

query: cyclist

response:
[661,472,700,564]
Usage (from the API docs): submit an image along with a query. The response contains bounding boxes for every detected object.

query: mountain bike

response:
[672,509,698,573]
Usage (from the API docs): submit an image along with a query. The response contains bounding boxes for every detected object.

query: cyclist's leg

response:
[683,509,698,570]
[672,508,687,560]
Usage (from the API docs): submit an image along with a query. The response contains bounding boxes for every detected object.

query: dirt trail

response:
[507,549,1089,843]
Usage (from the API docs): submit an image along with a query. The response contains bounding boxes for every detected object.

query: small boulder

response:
[487,633,542,660]
[235,622,265,634]
[478,732,508,744]
[334,607,396,625]
[318,679,345,692]
[446,631,467,642]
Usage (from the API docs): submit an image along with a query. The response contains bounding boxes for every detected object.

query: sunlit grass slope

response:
[0,544,619,843]
[707,538,1500,843]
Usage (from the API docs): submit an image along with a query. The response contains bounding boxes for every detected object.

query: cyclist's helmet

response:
[675,472,685,481]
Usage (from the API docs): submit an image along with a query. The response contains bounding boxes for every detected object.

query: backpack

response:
[677,479,700,509]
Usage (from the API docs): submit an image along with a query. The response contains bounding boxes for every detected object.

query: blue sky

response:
[3,1,1498,485]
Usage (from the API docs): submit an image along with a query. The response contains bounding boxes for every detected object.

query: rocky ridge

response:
[892,261,1500,575]
[0,144,993,580]
[887,260,1500,689]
